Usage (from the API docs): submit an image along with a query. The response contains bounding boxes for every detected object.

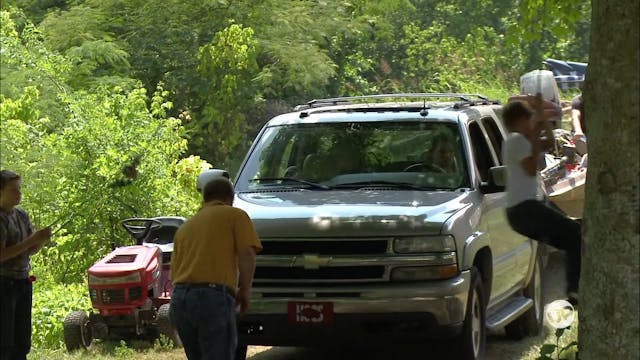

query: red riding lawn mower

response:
[63,217,184,351]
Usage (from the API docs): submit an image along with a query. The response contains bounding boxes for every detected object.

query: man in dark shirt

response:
[0,170,51,360]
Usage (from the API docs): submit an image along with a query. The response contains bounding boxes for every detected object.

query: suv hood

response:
[235,189,472,237]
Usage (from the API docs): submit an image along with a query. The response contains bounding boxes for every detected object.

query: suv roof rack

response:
[294,93,499,111]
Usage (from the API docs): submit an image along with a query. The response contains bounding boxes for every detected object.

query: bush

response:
[31,281,91,349]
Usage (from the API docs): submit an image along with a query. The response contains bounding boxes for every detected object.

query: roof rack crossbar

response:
[306,93,489,105]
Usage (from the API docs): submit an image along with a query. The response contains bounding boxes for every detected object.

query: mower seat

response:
[148,216,185,245]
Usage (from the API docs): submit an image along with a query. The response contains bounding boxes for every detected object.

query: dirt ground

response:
[245,251,570,360]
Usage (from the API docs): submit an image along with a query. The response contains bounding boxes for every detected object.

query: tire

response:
[505,252,544,339]
[63,311,92,352]
[157,303,182,348]
[235,344,248,360]
[453,267,487,360]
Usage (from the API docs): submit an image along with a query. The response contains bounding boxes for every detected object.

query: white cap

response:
[196,169,230,192]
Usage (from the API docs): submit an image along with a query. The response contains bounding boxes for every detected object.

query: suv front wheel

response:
[454,267,486,360]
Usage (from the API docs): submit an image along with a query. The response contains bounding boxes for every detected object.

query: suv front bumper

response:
[238,269,470,345]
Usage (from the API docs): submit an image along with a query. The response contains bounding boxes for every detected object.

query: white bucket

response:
[520,70,562,127]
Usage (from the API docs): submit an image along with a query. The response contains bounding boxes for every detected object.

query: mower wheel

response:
[158,303,182,348]
[63,311,92,352]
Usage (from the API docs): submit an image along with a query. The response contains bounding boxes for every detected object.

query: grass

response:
[29,339,184,360]
[28,319,579,360]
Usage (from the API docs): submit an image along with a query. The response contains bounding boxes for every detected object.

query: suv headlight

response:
[393,235,456,253]
[89,272,141,285]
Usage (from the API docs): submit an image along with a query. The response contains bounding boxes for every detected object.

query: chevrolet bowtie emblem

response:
[296,254,332,270]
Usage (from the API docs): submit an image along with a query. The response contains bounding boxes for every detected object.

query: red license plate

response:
[287,301,334,326]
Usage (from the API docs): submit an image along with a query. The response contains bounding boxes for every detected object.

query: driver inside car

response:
[423,133,459,174]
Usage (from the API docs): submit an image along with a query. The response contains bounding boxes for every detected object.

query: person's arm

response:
[530,93,556,152]
[571,108,584,139]
[508,94,561,121]
[236,246,257,315]
[0,228,51,262]
[233,209,263,315]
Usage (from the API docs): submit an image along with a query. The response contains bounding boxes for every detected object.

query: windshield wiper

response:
[332,181,436,190]
[248,177,331,190]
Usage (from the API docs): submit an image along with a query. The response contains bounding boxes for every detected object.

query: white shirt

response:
[502,132,543,207]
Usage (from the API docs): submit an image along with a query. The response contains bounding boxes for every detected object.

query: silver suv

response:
[199,94,544,360]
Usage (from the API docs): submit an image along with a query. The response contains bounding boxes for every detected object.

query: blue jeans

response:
[0,276,32,360]
[507,200,582,293]
[169,285,237,360]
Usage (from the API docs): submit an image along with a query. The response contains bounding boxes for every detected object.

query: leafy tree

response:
[0,10,209,283]
[0,9,71,130]
[192,23,261,167]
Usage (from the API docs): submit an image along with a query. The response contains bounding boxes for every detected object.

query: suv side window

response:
[468,121,495,182]
[481,116,504,163]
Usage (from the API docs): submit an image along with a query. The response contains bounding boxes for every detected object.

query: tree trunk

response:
[579,1,639,359]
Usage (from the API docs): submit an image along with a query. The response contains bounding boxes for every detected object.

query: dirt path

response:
[245,251,569,360]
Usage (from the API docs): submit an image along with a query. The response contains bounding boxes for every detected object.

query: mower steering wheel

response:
[121,218,163,245]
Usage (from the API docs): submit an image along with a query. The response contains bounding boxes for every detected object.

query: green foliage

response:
[153,334,174,352]
[1,12,209,284]
[11,0,591,167]
[24,85,209,283]
[0,9,71,130]
[193,23,261,166]
[401,23,519,97]
[536,327,579,360]
[507,0,591,69]
[31,282,91,349]
[113,341,136,359]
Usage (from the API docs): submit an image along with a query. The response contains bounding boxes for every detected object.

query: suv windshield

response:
[236,121,469,191]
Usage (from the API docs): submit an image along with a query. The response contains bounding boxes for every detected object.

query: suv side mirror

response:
[480,166,506,193]
[197,169,231,193]
[489,166,506,187]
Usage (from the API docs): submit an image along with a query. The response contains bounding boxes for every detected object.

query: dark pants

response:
[169,285,237,360]
[507,200,582,293]
[0,277,32,360]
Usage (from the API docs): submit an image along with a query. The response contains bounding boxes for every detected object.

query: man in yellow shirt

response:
[170,177,262,360]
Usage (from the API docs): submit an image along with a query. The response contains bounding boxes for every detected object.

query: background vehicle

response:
[199,93,547,360]
[543,58,588,90]
[62,217,183,351]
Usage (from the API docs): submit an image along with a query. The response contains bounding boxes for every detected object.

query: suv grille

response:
[255,266,385,280]
[260,240,387,255]
[255,238,391,284]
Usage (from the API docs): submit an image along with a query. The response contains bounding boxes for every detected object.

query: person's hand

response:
[28,227,51,254]
[572,132,585,143]
[533,93,545,120]
[235,286,251,316]
[34,227,52,243]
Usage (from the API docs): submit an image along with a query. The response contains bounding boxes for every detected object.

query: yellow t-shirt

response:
[171,201,262,292]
